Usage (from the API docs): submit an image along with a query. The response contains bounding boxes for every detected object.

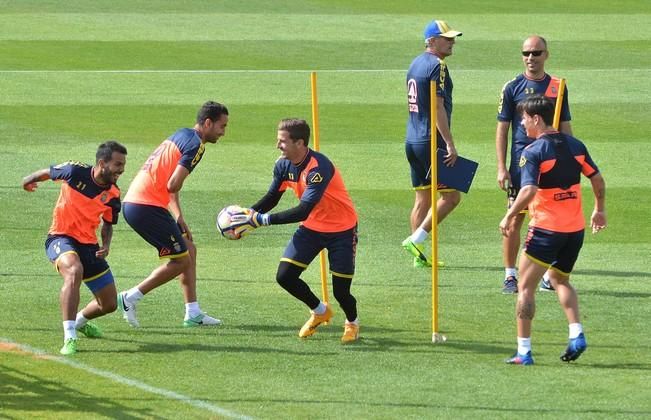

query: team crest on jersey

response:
[519,156,527,167]
[100,192,108,203]
[309,172,323,184]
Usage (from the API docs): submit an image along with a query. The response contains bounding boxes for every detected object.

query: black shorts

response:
[405,142,453,191]
[281,225,358,278]
[523,226,584,275]
[123,202,189,259]
[45,235,114,293]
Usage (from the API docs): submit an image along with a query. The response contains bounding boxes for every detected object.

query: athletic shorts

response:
[405,142,453,191]
[281,225,358,278]
[123,202,189,259]
[45,235,114,293]
[523,226,584,275]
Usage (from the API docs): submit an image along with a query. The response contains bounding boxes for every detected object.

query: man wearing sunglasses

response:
[496,35,573,294]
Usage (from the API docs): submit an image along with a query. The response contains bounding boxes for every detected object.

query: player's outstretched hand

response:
[23,182,38,192]
[230,208,265,229]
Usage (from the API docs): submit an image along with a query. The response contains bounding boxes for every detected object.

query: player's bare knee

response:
[60,269,83,288]
[100,298,118,314]
[167,255,191,276]
[445,191,461,207]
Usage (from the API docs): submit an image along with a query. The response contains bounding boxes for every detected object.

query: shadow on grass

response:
[574,268,651,278]
[0,364,153,419]
[341,328,513,355]
[204,396,651,416]
[581,289,651,298]
[95,336,337,356]
[583,362,651,371]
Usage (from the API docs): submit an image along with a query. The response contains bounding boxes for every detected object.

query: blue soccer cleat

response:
[539,278,556,292]
[505,350,534,365]
[560,333,587,362]
[502,276,518,294]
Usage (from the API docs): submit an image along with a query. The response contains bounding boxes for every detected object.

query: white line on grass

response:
[0,69,648,74]
[0,337,253,420]
[0,69,404,74]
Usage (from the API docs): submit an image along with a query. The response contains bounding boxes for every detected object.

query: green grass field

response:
[1,1,650,418]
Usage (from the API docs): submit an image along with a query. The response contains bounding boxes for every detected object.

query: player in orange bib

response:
[499,95,606,365]
[231,118,360,343]
[118,101,228,328]
[22,141,127,355]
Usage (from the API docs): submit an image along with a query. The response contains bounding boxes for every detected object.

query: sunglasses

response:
[522,50,545,57]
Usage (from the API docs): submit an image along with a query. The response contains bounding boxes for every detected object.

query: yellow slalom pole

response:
[311,72,330,308]
[552,78,566,130]
[430,81,445,344]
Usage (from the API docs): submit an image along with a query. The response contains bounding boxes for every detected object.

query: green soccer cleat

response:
[403,238,431,266]
[77,322,102,338]
[413,256,432,268]
[60,338,78,356]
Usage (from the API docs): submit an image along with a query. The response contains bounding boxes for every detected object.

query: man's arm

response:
[251,190,284,213]
[168,165,192,240]
[559,121,573,136]
[22,168,51,192]
[96,222,113,259]
[499,184,537,237]
[589,173,606,234]
[495,121,511,191]
[436,96,457,166]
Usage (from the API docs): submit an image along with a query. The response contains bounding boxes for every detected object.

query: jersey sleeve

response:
[497,80,515,122]
[177,142,205,173]
[267,160,288,194]
[579,147,599,178]
[560,86,572,122]
[300,161,333,205]
[49,162,81,182]
[434,60,445,97]
[103,195,121,224]
[519,146,542,188]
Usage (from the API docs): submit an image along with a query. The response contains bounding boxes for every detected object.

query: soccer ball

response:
[216,205,251,240]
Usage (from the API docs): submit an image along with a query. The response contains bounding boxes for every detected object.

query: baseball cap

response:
[424,20,462,40]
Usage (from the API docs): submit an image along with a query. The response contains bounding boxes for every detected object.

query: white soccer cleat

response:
[118,292,140,328]
[183,313,223,327]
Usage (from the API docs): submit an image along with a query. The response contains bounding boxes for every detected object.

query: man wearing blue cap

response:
[402,20,463,268]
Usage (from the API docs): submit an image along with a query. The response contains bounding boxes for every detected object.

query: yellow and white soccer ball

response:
[216,205,253,240]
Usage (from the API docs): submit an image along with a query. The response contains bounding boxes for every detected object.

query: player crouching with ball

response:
[226,118,360,343]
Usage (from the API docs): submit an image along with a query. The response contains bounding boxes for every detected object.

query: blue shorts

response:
[405,142,452,191]
[123,202,189,259]
[523,227,584,275]
[281,225,358,278]
[45,235,114,293]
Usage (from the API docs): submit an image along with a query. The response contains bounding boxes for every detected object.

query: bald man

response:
[495,35,573,294]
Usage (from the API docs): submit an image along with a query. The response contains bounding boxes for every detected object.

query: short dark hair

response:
[277,118,310,146]
[96,141,127,163]
[516,94,555,126]
[197,101,229,124]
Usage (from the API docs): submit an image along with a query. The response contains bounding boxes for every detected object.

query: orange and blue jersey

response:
[268,149,357,233]
[406,51,453,147]
[124,128,205,208]
[520,132,599,233]
[48,161,121,244]
[498,73,571,169]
